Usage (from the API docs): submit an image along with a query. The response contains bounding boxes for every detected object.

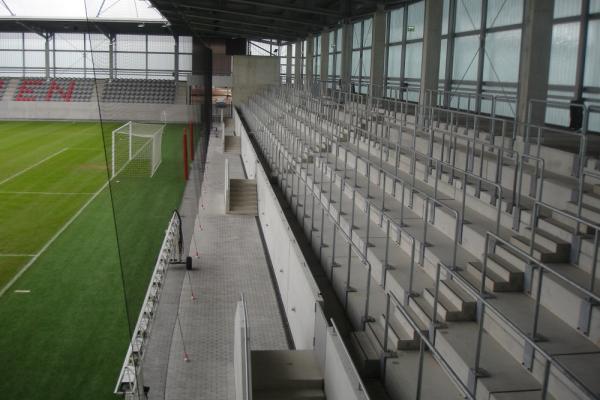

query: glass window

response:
[116,52,146,70]
[362,49,371,76]
[24,51,45,68]
[147,35,175,53]
[591,0,600,12]
[353,23,361,49]
[352,50,360,76]
[87,34,110,52]
[584,19,600,87]
[439,39,447,79]
[483,29,521,82]
[442,0,450,35]
[148,53,174,70]
[387,45,402,78]
[116,34,146,52]
[363,18,373,47]
[554,0,582,19]
[389,8,404,43]
[179,36,193,53]
[406,1,425,40]
[548,22,580,85]
[0,50,22,68]
[487,0,523,28]
[453,35,480,81]
[455,0,482,32]
[179,54,192,71]
[404,42,422,79]
[0,32,22,50]
[55,33,85,51]
[24,33,45,50]
[55,51,84,68]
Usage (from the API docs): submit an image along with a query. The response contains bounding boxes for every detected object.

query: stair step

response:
[538,216,579,243]
[530,229,571,255]
[376,314,420,350]
[466,261,522,292]
[566,201,600,223]
[253,389,326,400]
[438,279,476,311]
[408,296,435,326]
[509,235,569,263]
[422,287,475,322]
[349,331,380,378]
[581,191,600,209]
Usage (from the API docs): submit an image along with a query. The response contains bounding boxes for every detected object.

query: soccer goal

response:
[111,121,165,179]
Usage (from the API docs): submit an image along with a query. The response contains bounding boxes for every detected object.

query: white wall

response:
[0,101,195,123]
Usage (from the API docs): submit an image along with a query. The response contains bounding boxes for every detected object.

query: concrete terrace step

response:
[253,389,326,400]
[509,235,570,264]
[252,350,324,392]
[349,331,381,378]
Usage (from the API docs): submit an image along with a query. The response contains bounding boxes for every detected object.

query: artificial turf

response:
[0,120,188,399]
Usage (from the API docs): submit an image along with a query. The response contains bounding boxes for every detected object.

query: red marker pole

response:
[189,121,194,161]
[183,128,189,180]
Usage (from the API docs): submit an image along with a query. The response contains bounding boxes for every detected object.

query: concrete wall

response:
[232,56,279,106]
[0,101,195,123]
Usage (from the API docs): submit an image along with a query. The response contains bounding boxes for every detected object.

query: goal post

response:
[111,121,165,179]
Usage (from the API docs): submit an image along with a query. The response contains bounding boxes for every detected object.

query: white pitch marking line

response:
[14,290,30,294]
[0,191,95,196]
[0,254,36,257]
[0,148,68,186]
[0,180,109,298]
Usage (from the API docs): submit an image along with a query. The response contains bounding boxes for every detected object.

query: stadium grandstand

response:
[0,1,599,400]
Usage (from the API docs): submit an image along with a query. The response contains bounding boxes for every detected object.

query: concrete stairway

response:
[241,89,600,400]
[228,179,258,215]
[252,350,326,400]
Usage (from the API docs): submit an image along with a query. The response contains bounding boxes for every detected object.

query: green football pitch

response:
[0,120,189,399]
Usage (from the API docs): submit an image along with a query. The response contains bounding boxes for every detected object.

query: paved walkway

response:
[143,123,289,400]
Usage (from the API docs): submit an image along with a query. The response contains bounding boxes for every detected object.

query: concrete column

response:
[306,34,314,84]
[370,5,387,98]
[340,22,353,90]
[419,0,444,106]
[286,43,293,83]
[320,30,329,83]
[294,40,302,85]
[516,0,555,129]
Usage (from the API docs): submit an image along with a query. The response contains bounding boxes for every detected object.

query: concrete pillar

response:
[370,5,387,98]
[306,34,314,84]
[286,43,293,83]
[516,0,555,129]
[340,22,353,91]
[294,40,302,85]
[419,0,444,107]
[320,30,329,83]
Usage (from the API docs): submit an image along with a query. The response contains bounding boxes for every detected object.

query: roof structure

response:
[150,0,407,42]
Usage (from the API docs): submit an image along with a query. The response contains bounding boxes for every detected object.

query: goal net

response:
[111,122,165,179]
